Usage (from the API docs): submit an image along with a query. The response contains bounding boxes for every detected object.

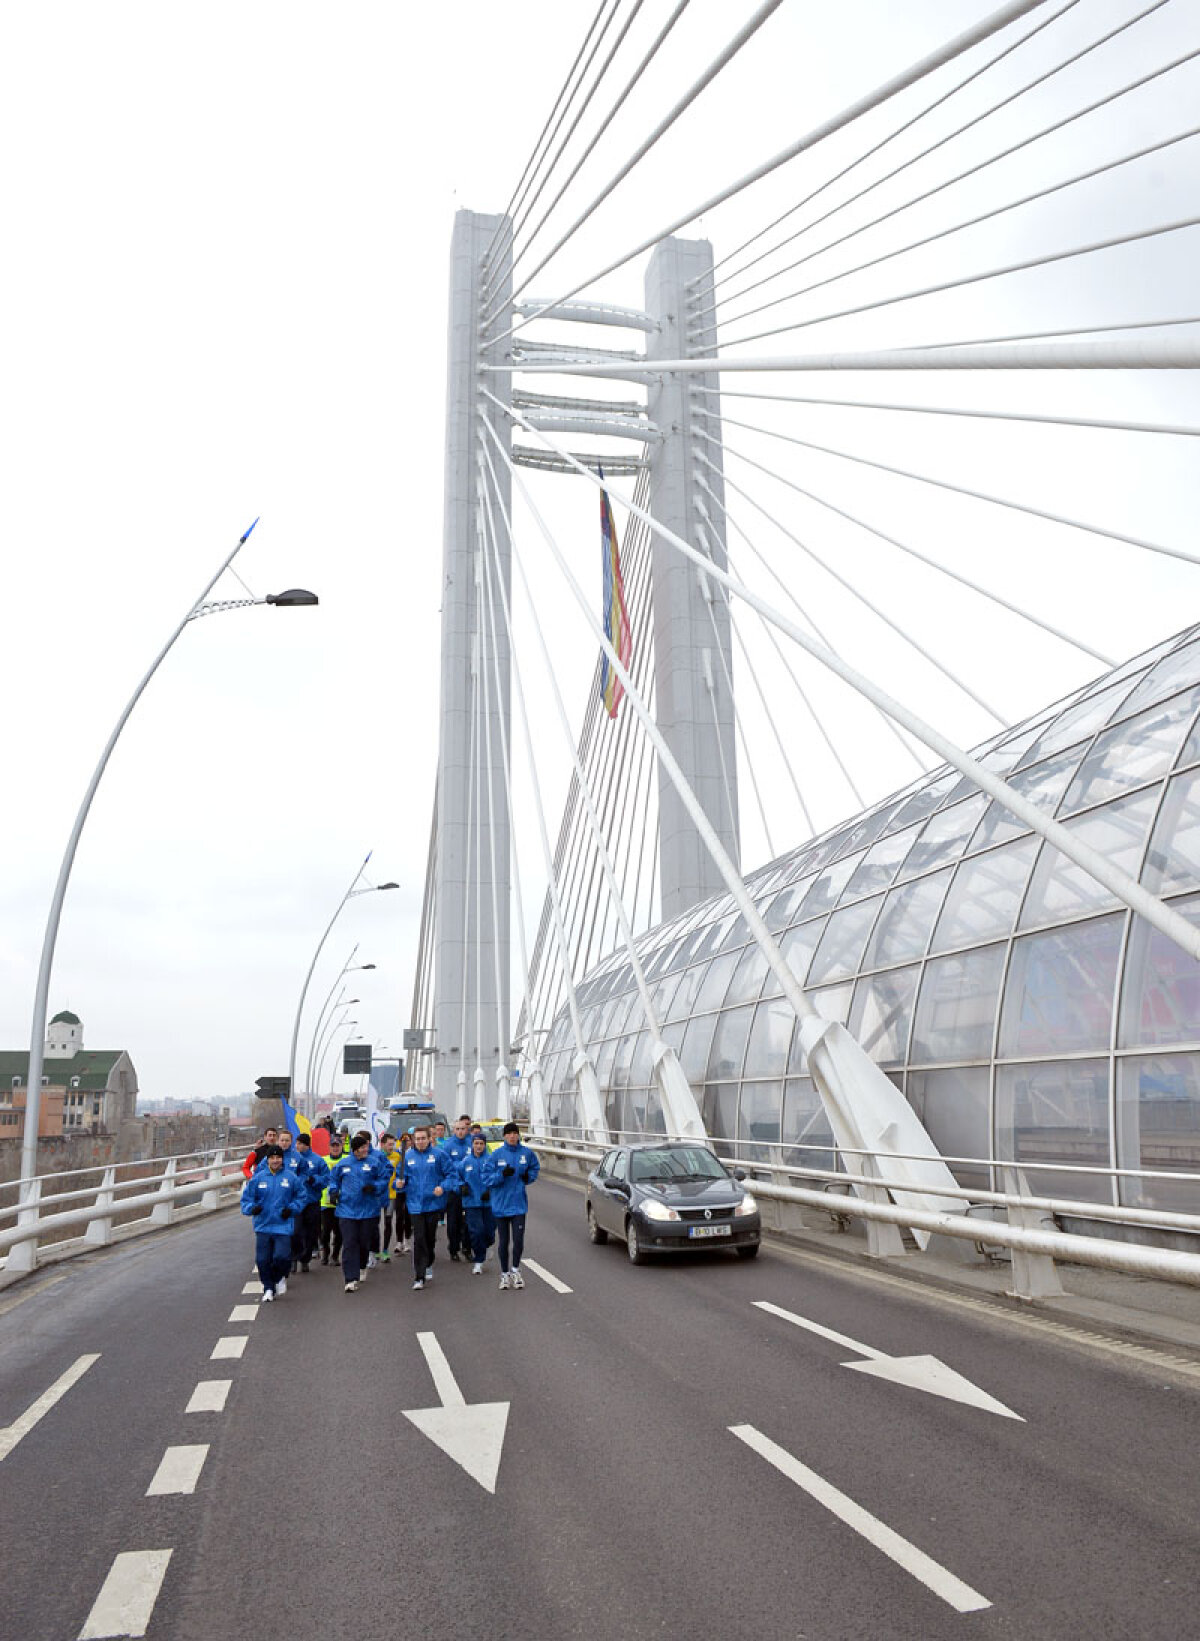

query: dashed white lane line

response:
[228,1305,258,1322]
[242,1282,260,1296]
[0,1353,100,1463]
[79,1548,172,1638]
[730,1424,990,1614]
[211,1336,247,1361]
[521,1258,572,1294]
[146,1444,209,1497]
[186,1380,231,1414]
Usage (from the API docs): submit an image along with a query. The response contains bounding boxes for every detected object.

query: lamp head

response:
[266,588,319,607]
[377,882,400,891]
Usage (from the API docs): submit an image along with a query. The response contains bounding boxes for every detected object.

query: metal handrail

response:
[0,1166,246,1254]
[0,1140,247,1195]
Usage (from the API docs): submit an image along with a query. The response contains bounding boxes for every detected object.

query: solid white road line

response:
[211,1336,247,1361]
[228,1305,258,1322]
[0,1352,100,1463]
[730,1424,991,1614]
[186,1380,231,1414]
[146,1444,209,1497]
[521,1258,573,1294]
[79,1548,172,1639]
[417,1331,466,1407]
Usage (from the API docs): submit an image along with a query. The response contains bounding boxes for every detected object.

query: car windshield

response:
[630,1147,728,1183]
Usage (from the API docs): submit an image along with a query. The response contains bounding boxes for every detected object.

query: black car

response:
[586,1142,761,1264]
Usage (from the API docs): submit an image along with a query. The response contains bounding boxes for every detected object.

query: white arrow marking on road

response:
[730,1424,991,1614]
[403,1331,509,1493]
[0,1352,100,1462]
[754,1300,1023,1420]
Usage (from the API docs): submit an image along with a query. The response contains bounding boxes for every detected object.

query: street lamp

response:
[286,854,397,1116]
[20,519,317,1189]
[317,1021,359,1103]
[302,948,378,1108]
[309,998,360,1104]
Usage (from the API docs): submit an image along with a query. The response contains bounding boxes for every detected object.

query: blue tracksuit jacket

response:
[240,1167,304,1234]
[327,1151,392,1219]
[398,1145,453,1214]
[455,1151,493,1207]
[484,1142,540,1217]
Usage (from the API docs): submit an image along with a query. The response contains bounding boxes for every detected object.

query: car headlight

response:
[640,1198,680,1222]
[734,1193,758,1217]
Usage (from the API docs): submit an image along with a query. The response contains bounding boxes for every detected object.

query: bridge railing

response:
[531,1130,1200,1301]
[0,1145,246,1277]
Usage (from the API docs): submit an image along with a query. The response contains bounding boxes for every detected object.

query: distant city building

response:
[0,1010,139,1137]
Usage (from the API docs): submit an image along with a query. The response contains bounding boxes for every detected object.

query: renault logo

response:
[704,1207,712,1220]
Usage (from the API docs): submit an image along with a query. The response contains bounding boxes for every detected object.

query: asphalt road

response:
[3,1178,1199,1640]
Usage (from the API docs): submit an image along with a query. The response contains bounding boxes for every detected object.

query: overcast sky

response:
[3,0,1197,1105]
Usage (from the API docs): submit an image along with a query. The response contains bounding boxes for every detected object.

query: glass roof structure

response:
[541,623,1200,1212]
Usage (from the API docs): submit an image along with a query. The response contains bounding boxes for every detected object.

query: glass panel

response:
[970,743,1087,850]
[782,1077,836,1172]
[1119,638,1200,717]
[1022,678,1139,765]
[837,804,898,858]
[995,1059,1111,1203]
[609,1031,639,1089]
[706,1004,755,1082]
[1019,788,1156,929]
[911,945,1007,1063]
[1142,768,1200,895]
[693,913,740,963]
[694,950,740,1014]
[628,1031,654,1088]
[864,869,952,969]
[808,895,883,985]
[1000,914,1123,1057]
[843,825,922,900]
[765,877,815,931]
[651,971,683,1020]
[725,943,770,1007]
[798,851,866,919]
[776,918,827,991]
[678,1014,717,1084]
[606,991,640,1039]
[787,984,855,1072]
[907,1067,990,1189]
[1062,688,1200,813]
[848,966,920,1066]
[885,771,957,832]
[744,998,796,1078]
[1118,894,1200,1049]
[701,1082,739,1158]
[933,837,1039,952]
[1117,1054,1200,1210]
[719,915,750,953]
[738,1081,783,1149]
[900,795,989,880]
[593,1037,617,1083]
[666,963,707,1023]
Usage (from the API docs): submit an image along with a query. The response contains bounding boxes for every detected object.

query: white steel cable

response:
[700,425,1117,666]
[482,391,1200,968]
[718,213,1200,352]
[898,316,1200,351]
[459,643,479,1075]
[479,424,669,1048]
[695,0,1082,294]
[698,0,1170,306]
[706,110,1200,342]
[474,513,510,1081]
[696,566,766,854]
[692,465,929,785]
[488,0,1051,345]
[492,0,788,324]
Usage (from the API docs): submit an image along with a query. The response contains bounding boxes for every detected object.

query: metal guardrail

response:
[0,1147,245,1276]
[529,1133,1200,1301]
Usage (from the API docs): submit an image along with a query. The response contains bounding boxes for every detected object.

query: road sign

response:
[343,1044,372,1075]
[254,1076,290,1099]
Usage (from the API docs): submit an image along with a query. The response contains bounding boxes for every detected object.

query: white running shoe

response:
[425,1268,434,1281]
[511,1269,526,1290]
[344,1280,359,1293]
[472,1262,483,1275]
[359,1267,368,1282]
[260,1288,275,1303]
[412,1278,425,1290]
[367,1253,378,1270]
[276,1277,288,1297]
[499,1271,511,1290]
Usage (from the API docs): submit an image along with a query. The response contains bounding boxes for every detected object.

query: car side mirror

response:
[611,1178,630,1195]
[733,1167,747,1181]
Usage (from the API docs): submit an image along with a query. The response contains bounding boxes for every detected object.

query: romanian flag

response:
[279,1093,317,1147]
[599,467,632,718]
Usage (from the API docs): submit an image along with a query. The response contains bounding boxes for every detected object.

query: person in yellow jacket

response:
[319,1132,346,1266]
[375,1131,401,1264]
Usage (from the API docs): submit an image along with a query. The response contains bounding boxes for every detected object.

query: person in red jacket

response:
[242,1126,280,1180]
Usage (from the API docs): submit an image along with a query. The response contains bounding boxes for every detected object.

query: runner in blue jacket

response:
[456,1131,496,1274]
[439,1116,474,1262]
[293,1133,326,1272]
[484,1124,540,1291]
[397,1127,453,1289]
[240,1146,304,1302]
[327,1133,391,1292]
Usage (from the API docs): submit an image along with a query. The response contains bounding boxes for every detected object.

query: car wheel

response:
[735,1242,760,1260]
[626,1218,647,1265]
[587,1203,608,1245]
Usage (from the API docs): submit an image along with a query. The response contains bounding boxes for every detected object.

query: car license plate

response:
[688,1224,731,1238]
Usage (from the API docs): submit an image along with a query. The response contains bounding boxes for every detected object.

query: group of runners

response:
[240,1114,540,1300]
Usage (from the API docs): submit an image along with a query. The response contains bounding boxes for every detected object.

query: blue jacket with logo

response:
[298,1151,329,1207]
[484,1142,540,1217]
[455,1150,493,1208]
[327,1151,392,1219]
[240,1167,304,1234]
[439,1130,472,1191]
[398,1145,453,1215]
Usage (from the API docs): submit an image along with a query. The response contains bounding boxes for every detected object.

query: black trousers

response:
[380,1207,395,1252]
[445,1190,467,1256]
[496,1213,526,1272]
[412,1210,441,1279]
[320,1206,342,1262]
[297,1203,320,1265]
[395,1199,412,1244]
[339,1217,373,1284]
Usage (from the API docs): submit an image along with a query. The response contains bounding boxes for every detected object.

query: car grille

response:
[676,1206,735,1224]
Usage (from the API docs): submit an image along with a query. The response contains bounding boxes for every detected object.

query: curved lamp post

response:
[303,952,378,1104]
[317,1020,359,1102]
[309,998,360,1105]
[287,856,397,1117]
[20,520,317,1188]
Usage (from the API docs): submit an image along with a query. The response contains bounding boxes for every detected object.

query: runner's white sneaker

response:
[344,1280,359,1293]
[276,1277,288,1297]
[499,1271,511,1290]
[425,1268,434,1282]
[412,1278,425,1291]
[511,1269,526,1289]
[472,1263,483,1275]
[367,1253,378,1270]
[260,1289,275,1303]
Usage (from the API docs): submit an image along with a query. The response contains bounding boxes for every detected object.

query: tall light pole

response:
[319,1023,361,1103]
[303,949,377,1112]
[20,521,317,1189]
[286,855,397,1116]
[309,999,360,1109]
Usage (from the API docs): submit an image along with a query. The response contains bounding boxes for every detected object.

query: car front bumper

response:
[634,1212,761,1251]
